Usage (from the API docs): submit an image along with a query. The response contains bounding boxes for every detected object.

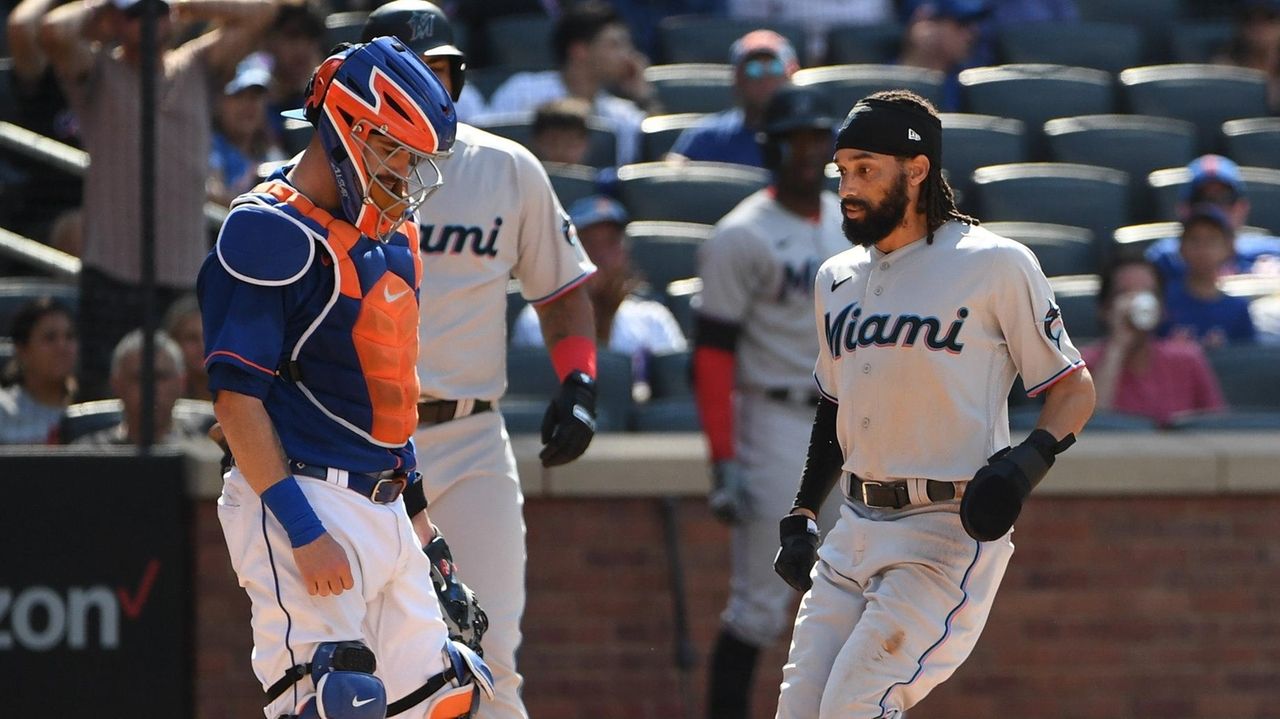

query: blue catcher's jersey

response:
[198,179,423,473]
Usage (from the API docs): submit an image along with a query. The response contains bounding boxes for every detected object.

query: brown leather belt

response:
[417,399,494,426]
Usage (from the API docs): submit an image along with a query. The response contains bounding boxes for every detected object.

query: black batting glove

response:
[424,532,490,655]
[773,514,820,592]
[960,429,1069,542]
[540,370,597,467]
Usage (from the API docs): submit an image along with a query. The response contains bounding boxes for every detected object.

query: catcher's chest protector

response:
[255,180,423,447]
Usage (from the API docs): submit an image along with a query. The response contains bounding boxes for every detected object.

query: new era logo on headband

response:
[908,128,922,141]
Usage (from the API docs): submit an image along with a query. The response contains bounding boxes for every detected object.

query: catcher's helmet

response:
[291,37,457,241]
[362,0,466,102]
[758,85,840,170]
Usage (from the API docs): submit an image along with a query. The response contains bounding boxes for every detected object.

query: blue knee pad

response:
[297,671,387,719]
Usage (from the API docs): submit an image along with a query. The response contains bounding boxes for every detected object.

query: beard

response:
[841,169,911,247]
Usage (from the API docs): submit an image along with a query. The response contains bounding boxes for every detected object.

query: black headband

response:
[835,98,941,166]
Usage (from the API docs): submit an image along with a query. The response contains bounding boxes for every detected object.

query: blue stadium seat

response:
[663,277,701,338]
[466,66,519,102]
[1147,165,1280,234]
[646,350,691,399]
[641,113,709,161]
[617,162,769,225]
[1168,19,1235,64]
[792,64,945,110]
[630,398,701,432]
[1048,274,1102,341]
[1043,114,1197,221]
[982,222,1099,277]
[940,113,1028,214]
[958,64,1114,158]
[644,64,735,115]
[478,112,618,169]
[824,22,904,65]
[971,163,1130,245]
[1222,117,1280,170]
[1204,344,1280,410]
[656,15,805,65]
[1120,64,1268,154]
[1112,221,1182,259]
[997,22,1143,74]
[58,398,215,444]
[323,11,368,49]
[624,221,714,300]
[543,163,600,208]
[505,282,526,341]
[503,347,633,432]
[485,13,554,70]
[0,278,78,337]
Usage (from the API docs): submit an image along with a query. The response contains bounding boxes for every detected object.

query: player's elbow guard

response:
[959,429,1075,542]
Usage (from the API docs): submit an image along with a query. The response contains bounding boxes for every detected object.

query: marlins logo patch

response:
[408,12,436,42]
[1042,302,1064,350]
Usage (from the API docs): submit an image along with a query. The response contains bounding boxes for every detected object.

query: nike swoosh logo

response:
[384,285,413,302]
[353,697,377,708]
[831,276,851,292]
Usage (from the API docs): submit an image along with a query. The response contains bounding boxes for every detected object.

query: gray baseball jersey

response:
[813,220,1084,483]
[698,189,848,390]
[415,123,595,401]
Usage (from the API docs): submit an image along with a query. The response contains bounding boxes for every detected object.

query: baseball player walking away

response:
[691,85,849,719]
[771,90,1097,718]
[362,5,599,719]
[200,39,494,719]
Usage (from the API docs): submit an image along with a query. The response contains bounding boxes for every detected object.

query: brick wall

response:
[195,495,1280,719]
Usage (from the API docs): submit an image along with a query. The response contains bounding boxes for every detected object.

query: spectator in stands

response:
[1146,155,1280,282]
[728,0,892,64]
[512,195,687,383]
[667,29,797,168]
[530,97,593,166]
[263,2,325,148]
[1217,0,1280,112]
[1162,205,1257,346]
[71,328,206,445]
[208,52,284,205]
[39,0,278,399]
[0,298,78,444]
[5,0,84,246]
[162,294,211,401]
[1081,258,1226,427]
[897,0,989,112]
[484,0,654,166]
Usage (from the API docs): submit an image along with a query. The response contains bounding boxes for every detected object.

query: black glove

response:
[707,459,750,524]
[959,429,1075,542]
[540,370,597,467]
[423,532,489,655]
[773,514,820,592]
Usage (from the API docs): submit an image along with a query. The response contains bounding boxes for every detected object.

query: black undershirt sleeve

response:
[792,397,844,513]
[693,313,741,352]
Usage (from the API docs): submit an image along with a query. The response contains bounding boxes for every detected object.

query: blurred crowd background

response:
[2,0,1280,446]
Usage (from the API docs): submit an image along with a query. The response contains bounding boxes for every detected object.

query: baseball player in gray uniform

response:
[691,85,849,719]
[771,90,1097,718]
[363,6,599,719]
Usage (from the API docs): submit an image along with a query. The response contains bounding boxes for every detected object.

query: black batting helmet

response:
[758,84,840,169]
[361,0,466,102]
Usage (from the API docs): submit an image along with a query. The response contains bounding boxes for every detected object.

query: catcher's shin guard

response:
[386,641,495,718]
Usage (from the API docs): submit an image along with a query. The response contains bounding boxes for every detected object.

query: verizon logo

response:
[0,559,160,651]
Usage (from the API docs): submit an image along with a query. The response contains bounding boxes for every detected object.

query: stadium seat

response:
[543,163,599,208]
[792,64,945,110]
[640,113,708,161]
[503,347,633,432]
[1048,274,1102,341]
[644,64,735,115]
[939,113,1028,213]
[616,162,768,225]
[646,350,691,399]
[624,221,715,299]
[971,163,1130,245]
[594,349,636,432]
[1043,114,1197,220]
[478,112,618,169]
[1074,0,1184,44]
[466,66,519,101]
[1204,344,1280,410]
[664,277,701,338]
[485,13,554,69]
[1171,410,1280,430]
[1119,64,1268,154]
[1147,165,1280,233]
[505,281,526,339]
[58,398,215,444]
[1112,221,1181,258]
[323,11,368,49]
[1168,19,1235,64]
[1222,117,1280,170]
[0,277,78,338]
[0,339,12,372]
[824,22,904,64]
[997,22,1143,74]
[958,64,1114,158]
[630,398,701,432]
[0,59,13,123]
[982,222,1099,277]
[656,15,805,65]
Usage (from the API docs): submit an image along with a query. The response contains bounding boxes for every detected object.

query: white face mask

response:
[1128,291,1161,332]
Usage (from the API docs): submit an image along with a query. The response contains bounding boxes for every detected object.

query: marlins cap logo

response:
[408,12,435,42]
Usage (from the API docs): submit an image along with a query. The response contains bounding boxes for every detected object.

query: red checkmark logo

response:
[117,559,161,620]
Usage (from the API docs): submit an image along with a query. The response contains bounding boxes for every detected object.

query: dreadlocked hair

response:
[863,89,979,243]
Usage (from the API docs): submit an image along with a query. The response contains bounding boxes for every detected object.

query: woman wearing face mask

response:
[1080,258,1225,427]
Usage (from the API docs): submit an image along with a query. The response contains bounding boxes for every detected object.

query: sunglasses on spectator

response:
[742,58,787,79]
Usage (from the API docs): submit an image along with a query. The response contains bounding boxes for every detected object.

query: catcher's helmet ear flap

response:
[361,0,466,102]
